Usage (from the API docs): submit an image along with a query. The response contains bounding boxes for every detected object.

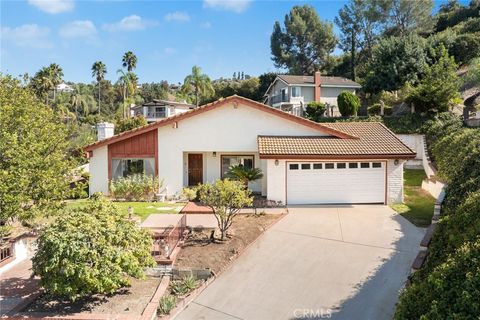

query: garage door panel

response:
[286,162,385,205]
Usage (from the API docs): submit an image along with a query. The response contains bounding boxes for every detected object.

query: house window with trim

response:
[154,107,166,118]
[221,155,254,178]
[291,87,301,97]
[111,158,155,180]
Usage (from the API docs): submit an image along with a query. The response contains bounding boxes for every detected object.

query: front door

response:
[188,154,203,186]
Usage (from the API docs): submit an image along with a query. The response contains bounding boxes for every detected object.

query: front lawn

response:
[391,169,435,227]
[65,199,186,220]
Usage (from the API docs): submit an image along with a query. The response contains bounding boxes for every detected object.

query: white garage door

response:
[286,161,386,205]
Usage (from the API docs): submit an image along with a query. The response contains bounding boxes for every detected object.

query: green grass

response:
[390,169,435,228]
[65,199,186,221]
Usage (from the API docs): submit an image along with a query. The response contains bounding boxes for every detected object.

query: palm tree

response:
[117,70,137,118]
[225,165,264,189]
[48,63,63,100]
[31,67,54,105]
[91,61,107,115]
[182,66,215,107]
[122,51,137,72]
[69,85,85,120]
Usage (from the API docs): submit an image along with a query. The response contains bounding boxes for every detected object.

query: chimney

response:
[314,71,321,102]
[96,122,114,141]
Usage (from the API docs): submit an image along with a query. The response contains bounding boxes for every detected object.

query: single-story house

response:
[84,95,415,205]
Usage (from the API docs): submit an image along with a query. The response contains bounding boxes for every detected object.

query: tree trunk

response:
[351,29,356,82]
[98,81,101,115]
[195,86,199,108]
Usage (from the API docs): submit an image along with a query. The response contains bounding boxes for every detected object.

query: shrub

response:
[305,101,326,121]
[182,187,197,201]
[110,174,161,201]
[337,91,360,117]
[367,103,392,116]
[197,180,253,240]
[158,295,177,315]
[225,165,263,189]
[115,116,147,134]
[450,33,480,65]
[395,239,480,319]
[32,198,155,301]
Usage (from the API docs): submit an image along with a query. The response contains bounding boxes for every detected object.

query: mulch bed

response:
[174,214,281,274]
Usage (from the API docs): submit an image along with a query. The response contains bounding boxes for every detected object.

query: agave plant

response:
[225,165,263,189]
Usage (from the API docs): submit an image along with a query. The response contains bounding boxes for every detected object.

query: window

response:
[325,163,334,169]
[112,158,155,180]
[289,164,299,170]
[221,155,254,177]
[301,163,311,170]
[313,163,322,169]
[337,163,346,169]
[281,88,288,102]
[291,87,301,97]
[372,162,382,168]
[360,162,370,168]
[349,163,358,169]
[155,107,166,118]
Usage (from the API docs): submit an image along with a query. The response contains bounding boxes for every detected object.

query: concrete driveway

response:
[174,205,425,320]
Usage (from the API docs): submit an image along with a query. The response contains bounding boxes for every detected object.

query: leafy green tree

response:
[384,0,434,36]
[258,72,278,97]
[122,51,138,72]
[140,82,169,102]
[364,34,427,93]
[91,61,107,114]
[270,5,337,74]
[406,46,460,113]
[32,197,155,301]
[196,179,253,240]
[30,64,63,106]
[209,78,261,102]
[335,0,388,80]
[225,165,264,189]
[115,115,147,134]
[305,101,327,121]
[465,57,480,85]
[337,91,360,116]
[182,66,215,107]
[0,75,75,226]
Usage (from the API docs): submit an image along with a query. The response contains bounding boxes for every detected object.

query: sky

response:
[0,0,455,84]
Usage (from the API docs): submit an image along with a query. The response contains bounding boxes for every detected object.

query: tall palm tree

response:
[122,51,137,72]
[116,69,137,118]
[47,63,63,100]
[91,61,107,115]
[182,65,215,107]
[69,85,85,120]
[31,67,54,106]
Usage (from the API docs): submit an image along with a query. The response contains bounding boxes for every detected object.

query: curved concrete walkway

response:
[174,205,424,320]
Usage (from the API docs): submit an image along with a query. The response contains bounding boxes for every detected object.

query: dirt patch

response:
[175,214,282,274]
[23,276,161,316]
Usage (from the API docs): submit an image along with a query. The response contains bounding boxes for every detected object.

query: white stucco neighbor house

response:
[84,95,415,205]
[264,72,361,116]
[131,99,195,123]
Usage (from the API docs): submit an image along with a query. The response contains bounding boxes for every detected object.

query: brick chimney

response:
[314,71,321,102]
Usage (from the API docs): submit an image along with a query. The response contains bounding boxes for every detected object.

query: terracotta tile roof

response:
[257,122,415,159]
[84,95,355,152]
[277,75,361,87]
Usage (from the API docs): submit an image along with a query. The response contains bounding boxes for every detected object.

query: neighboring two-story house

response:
[131,99,195,122]
[264,72,361,116]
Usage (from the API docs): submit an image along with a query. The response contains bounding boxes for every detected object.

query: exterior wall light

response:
[213,152,217,157]
[275,159,279,166]
[394,159,400,165]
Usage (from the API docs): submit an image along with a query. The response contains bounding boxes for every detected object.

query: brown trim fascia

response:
[259,154,416,160]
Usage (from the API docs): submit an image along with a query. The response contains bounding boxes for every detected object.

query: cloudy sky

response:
[0,0,450,84]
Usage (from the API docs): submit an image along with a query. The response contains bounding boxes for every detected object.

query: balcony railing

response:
[270,94,289,105]
[146,112,166,118]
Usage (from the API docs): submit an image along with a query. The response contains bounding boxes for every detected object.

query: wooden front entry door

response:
[188,154,203,186]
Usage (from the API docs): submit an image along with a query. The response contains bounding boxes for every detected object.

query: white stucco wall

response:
[158,102,326,197]
[266,158,405,205]
[89,145,109,195]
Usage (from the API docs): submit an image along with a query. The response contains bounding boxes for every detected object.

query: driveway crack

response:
[189,301,245,319]
[337,207,344,241]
